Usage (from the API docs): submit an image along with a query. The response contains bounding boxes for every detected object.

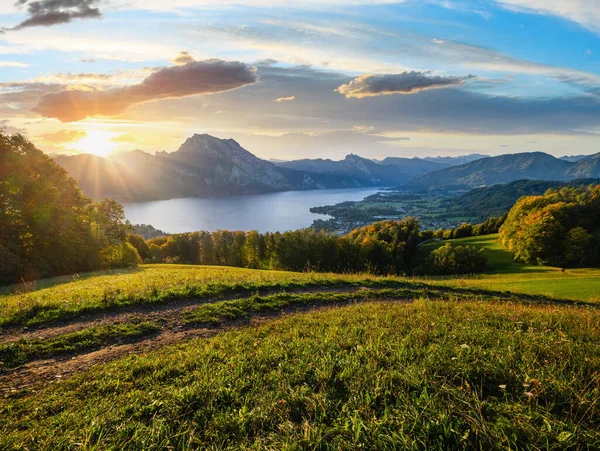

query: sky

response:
[1,0,600,160]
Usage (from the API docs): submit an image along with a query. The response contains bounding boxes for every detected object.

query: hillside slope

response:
[1,266,599,449]
[444,178,600,220]
[409,152,600,189]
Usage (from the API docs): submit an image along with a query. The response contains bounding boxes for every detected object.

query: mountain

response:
[407,152,595,189]
[53,134,373,201]
[378,157,449,178]
[422,154,489,166]
[567,153,600,178]
[560,155,591,163]
[275,154,407,185]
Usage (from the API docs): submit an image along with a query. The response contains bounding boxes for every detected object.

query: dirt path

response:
[0,285,367,344]
[0,287,403,395]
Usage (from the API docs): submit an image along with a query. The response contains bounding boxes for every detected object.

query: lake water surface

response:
[123,187,383,233]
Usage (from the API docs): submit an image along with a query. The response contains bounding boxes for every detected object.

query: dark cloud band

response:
[33,59,259,122]
[336,72,475,98]
[10,0,102,31]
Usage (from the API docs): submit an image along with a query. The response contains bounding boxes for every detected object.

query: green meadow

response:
[419,234,600,303]
[2,300,600,449]
[1,236,600,449]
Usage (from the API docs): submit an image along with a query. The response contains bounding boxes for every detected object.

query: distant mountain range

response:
[52,134,600,201]
[408,152,600,189]
[54,134,388,201]
[275,154,408,186]
[422,154,490,166]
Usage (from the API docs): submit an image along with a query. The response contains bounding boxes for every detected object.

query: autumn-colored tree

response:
[500,185,600,267]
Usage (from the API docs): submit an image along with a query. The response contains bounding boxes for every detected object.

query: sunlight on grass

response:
[2,300,599,449]
[418,234,600,303]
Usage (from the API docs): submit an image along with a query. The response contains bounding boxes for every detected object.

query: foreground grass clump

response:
[2,300,599,449]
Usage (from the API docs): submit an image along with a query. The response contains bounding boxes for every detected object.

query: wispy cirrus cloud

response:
[336,72,475,98]
[0,61,29,67]
[33,59,258,122]
[495,0,600,33]
[38,129,87,143]
[273,95,295,102]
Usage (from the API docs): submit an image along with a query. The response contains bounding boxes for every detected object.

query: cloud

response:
[9,0,103,31]
[111,132,136,143]
[273,95,295,102]
[38,129,86,143]
[0,119,25,134]
[336,72,475,98]
[495,0,600,34]
[33,59,258,122]
[0,61,29,67]
[172,51,196,65]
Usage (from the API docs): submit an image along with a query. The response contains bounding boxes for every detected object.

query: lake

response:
[123,187,384,233]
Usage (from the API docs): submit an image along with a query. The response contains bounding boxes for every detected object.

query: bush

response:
[99,242,140,269]
[425,243,488,275]
[127,234,150,260]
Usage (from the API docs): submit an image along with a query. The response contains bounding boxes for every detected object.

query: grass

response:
[1,243,598,331]
[0,321,159,369]
[0,286,577,372]
[0,266,409,330]
[419,234,600,303]
[2,299,600,449]
[182,287,576,326]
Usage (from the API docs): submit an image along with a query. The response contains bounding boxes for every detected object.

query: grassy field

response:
[1,239,598,331]
[1,247,599,448]
[419,234,600,303]
[0,266,408,329]
[2,300,600,449]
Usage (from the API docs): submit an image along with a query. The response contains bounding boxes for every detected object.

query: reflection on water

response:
[123,187,384,233]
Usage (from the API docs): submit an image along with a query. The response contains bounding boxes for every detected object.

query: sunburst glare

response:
[69,130,117,157]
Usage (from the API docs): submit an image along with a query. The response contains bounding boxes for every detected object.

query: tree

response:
[500,186,600,267]
[0,132,139,284]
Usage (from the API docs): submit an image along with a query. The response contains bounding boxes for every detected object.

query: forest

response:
[0,133,138,284]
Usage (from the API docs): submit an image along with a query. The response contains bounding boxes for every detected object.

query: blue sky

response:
[1,0,600,160]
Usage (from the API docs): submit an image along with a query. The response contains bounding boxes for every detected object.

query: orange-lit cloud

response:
[273,95,295,102]
[33,60,258,122]
[336,72,475,98]
[172,51,196,65]
[38,129,87,143]
[111,132,137,143]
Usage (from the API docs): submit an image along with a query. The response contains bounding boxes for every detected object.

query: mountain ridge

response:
[407,151,600,189]
[52,134,600,201]
[53,134,395,201]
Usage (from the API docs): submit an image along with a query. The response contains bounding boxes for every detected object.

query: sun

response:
[71,130,117,157]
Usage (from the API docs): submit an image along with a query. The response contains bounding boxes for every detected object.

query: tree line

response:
[0,133,138,284]
[128,216,489,276]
